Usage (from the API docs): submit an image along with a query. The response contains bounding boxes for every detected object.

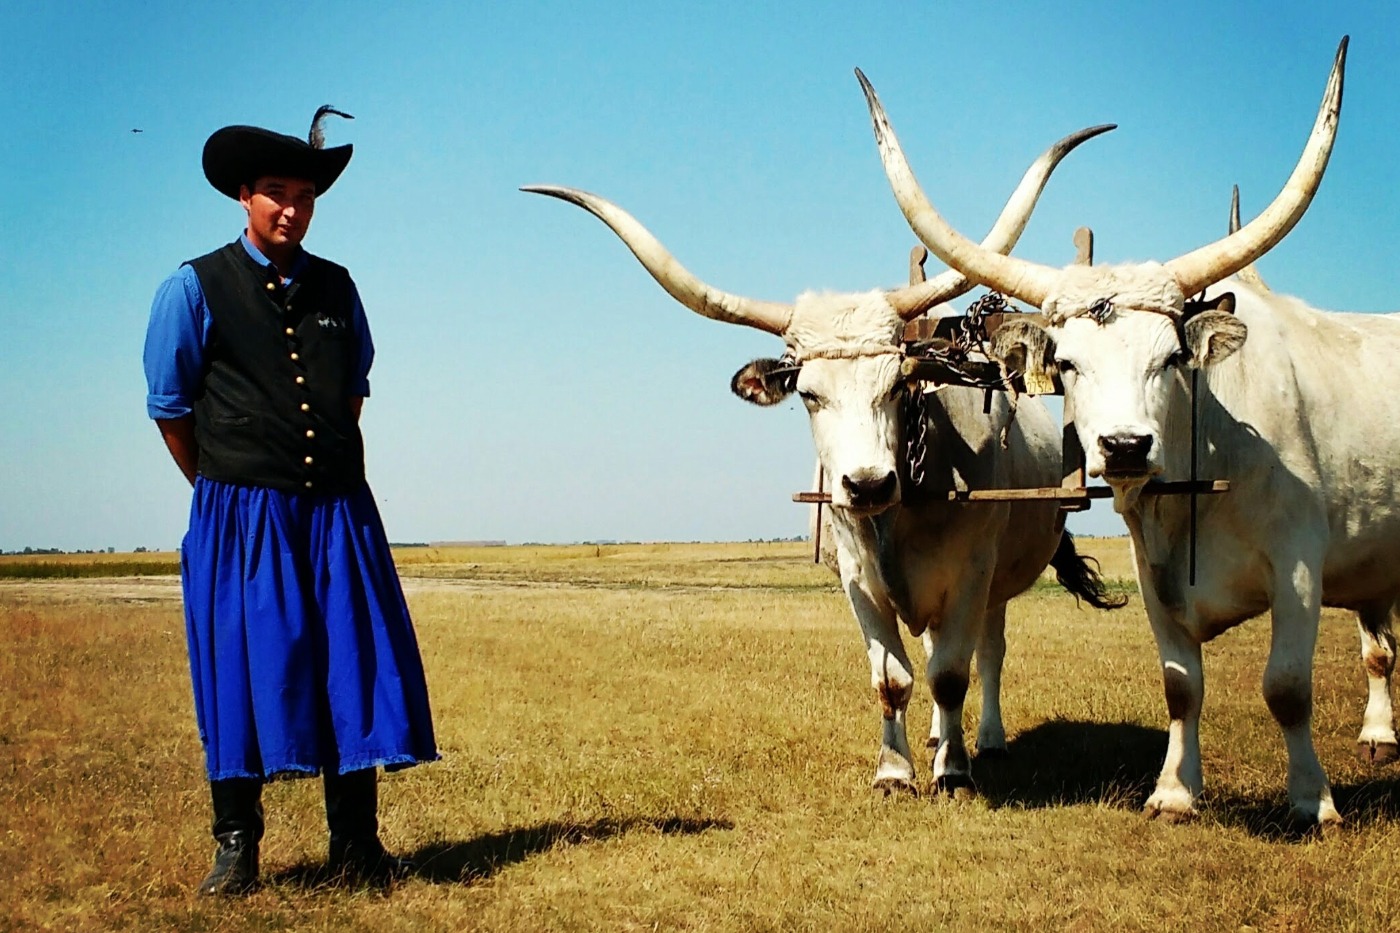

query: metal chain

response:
[955,291,1009,354]
[903,382,929,488]
[1086,296,1114,324]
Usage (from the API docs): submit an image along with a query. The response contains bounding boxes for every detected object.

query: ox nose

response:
[1098,433,1154,473]
[842,470,898,509]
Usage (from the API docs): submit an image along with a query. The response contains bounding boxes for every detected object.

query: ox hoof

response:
[1283,810,1346,838]
[1144,804,1198,824]
[1316,816,1348,838]
[872,776,919,798]
[1356,740,1400,767]
[925,737,940,751]
[932,774,977,801]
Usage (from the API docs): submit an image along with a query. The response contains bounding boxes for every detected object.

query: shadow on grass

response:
[973,718,1165,812]
[1207,774,1400,841]
[975,718,1400,841]
[265,816,731,890]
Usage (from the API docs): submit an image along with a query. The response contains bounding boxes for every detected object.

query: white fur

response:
[1046,272,1400,825]
[781,290,1067,794]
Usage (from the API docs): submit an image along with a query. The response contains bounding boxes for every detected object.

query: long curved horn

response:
[1229,185,1270,291]
[1166,37,1346,297]
[886,121,1116,319]
[858,69,1061,310]
[523,185,793,335]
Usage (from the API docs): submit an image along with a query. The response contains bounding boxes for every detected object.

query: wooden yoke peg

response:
[909,244,929,285]
[901,245,938,342]
[1062,227,1091,509]
[1072,226,1094,266]
[1230,186,1270,291]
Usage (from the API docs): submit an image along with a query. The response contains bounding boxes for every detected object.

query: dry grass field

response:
[5,538,1400,931]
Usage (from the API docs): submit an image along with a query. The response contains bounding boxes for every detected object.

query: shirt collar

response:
[239,233,309,282]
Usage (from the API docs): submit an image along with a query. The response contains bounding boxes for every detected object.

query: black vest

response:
[188,241,366,494]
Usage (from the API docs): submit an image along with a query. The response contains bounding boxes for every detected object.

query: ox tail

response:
[1049,531,1128,610]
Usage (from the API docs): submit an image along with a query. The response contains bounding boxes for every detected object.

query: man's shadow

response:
[976,718,1400,841]
[267,816,731,889]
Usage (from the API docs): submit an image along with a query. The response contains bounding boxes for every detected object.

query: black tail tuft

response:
[1050,531,1128,610]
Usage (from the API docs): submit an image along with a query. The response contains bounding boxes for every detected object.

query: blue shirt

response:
[144,235,374,420]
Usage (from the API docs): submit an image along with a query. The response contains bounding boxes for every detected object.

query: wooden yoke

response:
[1060,227,1093,510]
[794,234,1230,511]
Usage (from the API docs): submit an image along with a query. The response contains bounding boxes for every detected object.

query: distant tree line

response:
[2,546,148,556]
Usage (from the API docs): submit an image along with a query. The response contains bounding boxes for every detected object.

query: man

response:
[143,107,438,895]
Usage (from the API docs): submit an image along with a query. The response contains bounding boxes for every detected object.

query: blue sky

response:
[2,2,1397,550]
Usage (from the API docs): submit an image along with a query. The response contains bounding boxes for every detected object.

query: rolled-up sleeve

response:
[143,265,210,419]
[347,279,374,398]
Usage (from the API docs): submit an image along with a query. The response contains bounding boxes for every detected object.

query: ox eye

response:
[1163,350,1186,370]
[1054,358,1076,374]
[798,389,821,408]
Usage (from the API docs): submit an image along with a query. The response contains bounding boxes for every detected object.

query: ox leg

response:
[1265,560,1341,827]
[1143,612,1205,822]
[920,613,1003,757]
[920,630,943,753]
[924,611,980,799]
[1355,601,1399,766]
[974,604,1008,757]
[847,582,918,794]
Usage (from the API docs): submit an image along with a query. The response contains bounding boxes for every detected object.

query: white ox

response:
[861,39,1383,826]
[525,124,1124,796]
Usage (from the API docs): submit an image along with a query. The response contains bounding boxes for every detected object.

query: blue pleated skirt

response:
[181,477,439,780]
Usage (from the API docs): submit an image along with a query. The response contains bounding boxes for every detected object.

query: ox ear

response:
[731,358,799,406]
[989,318,1058,393]
[1182,291,1235,321]
[1184,309,1247,368]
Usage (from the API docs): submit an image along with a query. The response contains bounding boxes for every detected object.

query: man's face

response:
[239,175,316,254]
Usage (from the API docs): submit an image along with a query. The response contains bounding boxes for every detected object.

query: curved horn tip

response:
[854,68,881,110]
[521,184,581,203]
[1081,123,1118,140]
[1328,36,1348,103]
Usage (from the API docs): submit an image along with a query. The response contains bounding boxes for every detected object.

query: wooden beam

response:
[901,310,1048,344]
[1060,396,1088,511]
[792,480,1229,505]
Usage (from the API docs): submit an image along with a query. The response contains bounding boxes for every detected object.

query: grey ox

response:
[860,38,1386,826]
[524,123,1123,797]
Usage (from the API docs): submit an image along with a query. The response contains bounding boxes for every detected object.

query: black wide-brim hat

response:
[202,107,353,199]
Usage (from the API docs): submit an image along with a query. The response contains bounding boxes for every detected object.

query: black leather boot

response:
[197,778,264,896]
[324,768,413,884]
